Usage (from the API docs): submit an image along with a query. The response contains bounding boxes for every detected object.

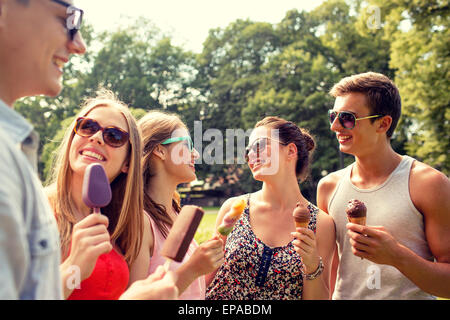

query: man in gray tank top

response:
[317,72,450,300]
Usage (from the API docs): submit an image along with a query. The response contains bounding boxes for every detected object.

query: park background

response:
[15,0,448,238]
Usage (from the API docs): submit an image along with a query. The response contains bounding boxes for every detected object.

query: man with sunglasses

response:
[0,0,178,300]
[317,72,450,299]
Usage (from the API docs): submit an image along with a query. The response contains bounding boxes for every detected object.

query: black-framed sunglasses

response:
[74,117,129,148]
[328,109,384,130]
[244,137,287,162]
[51,0,84,40]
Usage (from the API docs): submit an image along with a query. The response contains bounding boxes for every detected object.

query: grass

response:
[194,207,219,244]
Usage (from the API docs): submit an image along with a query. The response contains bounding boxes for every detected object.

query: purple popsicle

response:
[82,163,112,214]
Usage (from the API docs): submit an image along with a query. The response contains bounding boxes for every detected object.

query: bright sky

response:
[76,0,326,53]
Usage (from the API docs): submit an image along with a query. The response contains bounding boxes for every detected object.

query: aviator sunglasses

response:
[51,0,84,41]
[328,109,384,130]
[245,137,287,162]
[74,117,129,148]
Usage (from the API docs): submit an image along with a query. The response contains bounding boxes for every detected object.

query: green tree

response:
[80,19,196,112]
[194,19,279,194]
[242,21,341,199]
[366,0,449,174]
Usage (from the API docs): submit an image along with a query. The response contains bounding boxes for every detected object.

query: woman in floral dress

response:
[206,116,335,300]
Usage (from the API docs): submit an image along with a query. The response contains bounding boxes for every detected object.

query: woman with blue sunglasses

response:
[138,111,224,299]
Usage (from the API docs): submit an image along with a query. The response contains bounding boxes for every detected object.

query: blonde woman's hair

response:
[138,110,185,238]
[46,88,144,265]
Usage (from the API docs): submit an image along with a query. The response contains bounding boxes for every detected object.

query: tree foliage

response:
[14,0,448,203]
[366,0,449,174]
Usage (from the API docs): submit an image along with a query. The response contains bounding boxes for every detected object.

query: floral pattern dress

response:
[206,194,318,300]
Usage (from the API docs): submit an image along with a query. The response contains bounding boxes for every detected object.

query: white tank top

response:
[329,155,435,300]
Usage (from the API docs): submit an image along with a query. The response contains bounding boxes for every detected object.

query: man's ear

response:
[152,145,166,161]
[376,115,392,134]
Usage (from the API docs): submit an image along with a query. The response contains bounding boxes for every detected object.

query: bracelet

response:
[302,256,324,280]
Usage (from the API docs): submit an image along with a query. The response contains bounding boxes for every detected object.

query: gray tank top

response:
[329,155,435,300]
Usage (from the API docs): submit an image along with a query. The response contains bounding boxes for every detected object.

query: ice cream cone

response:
[346,200,367,260]
[345,199,367,225]
[293,201,310,230]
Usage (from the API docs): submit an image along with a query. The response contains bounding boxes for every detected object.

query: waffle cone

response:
[348,216,366,225]
[295,221,309,229]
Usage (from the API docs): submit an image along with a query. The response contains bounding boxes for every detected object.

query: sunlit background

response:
[76,0,325,53]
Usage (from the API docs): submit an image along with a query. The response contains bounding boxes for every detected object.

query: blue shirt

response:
[0,99,62,299]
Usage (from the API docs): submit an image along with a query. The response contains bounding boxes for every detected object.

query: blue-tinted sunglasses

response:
[161,136,194,152]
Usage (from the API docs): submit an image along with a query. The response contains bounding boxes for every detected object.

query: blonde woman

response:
[138,111,224,299]
[46,90,177,300]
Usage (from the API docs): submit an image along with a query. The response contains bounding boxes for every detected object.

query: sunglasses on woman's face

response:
[328,109,383,130]
[161,136,194,152]
[74,117,129,148]
[245,137,287,162]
